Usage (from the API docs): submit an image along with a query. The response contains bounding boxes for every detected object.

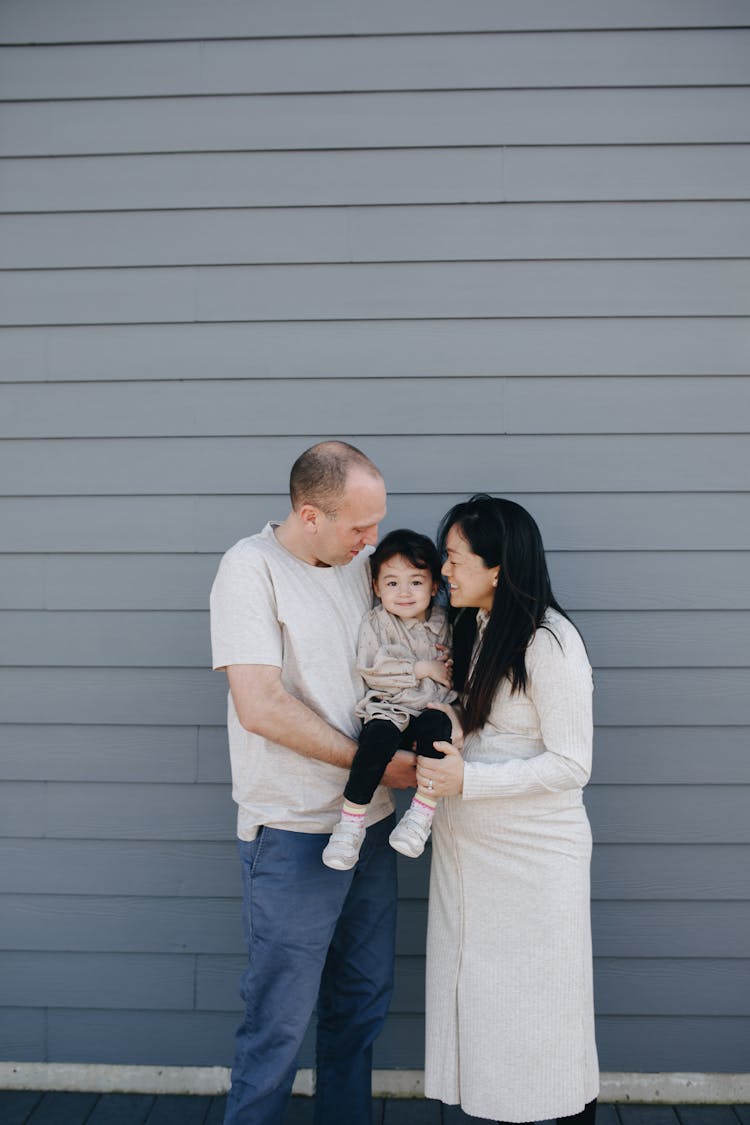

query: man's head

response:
[289,441,386,567]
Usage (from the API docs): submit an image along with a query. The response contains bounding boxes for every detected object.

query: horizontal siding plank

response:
[2,319,749,383]
[4,146,748,213]
[3,261,749,325]
[40,780,235,841]
[506,143,750,203]
[5,376,750,439]
[11,1007,749,1071]
[0,1010,45,1062]
[2,494,750,553]
[5,201,749,269]
[0,952,194,1009]
[2,609,746,669]
[586,786,750,844]
[1,720,747,788]
[4,31,750,99]
[590,727,750,785]
[0,783,45,837]
[2,839,747,900]
[43,1008,236,1067]
[0,840,239,896]
[2,435,748,495]
[2,0,748,41]
[593,958,746,1021]
[0,378,507,438]
[4,90,750,158]
[553,552,750,611]
[2,897,747,957]
[595,1016,750,1072]
[197,725,750,787]
[3,552,749,612]
[0,775,747,841]
[0,610,212,668]
[594,670,750,728]
[0,725,198,782]
[591,903,750,958]
[0,554,219,610]
[0,894,389,955]
[194,955,750,1016]
[578,611,750,669]
[507,377,750,435]
[592,845,750,901]
[0,662,732,729]
[31,1010,750,1072]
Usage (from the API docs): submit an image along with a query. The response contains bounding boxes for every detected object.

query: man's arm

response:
[226,664,356,767]
[226,663,417,787]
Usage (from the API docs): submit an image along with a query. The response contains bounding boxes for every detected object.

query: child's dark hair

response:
[370,529,442,585]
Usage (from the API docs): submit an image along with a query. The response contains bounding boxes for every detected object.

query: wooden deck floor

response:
[1,1093,748,1125]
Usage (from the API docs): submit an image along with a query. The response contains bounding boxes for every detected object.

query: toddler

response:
[322,529,456,870]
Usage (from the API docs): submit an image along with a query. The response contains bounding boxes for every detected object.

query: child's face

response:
[373,555,437,622]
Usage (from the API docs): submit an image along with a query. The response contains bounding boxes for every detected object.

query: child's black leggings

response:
[343,709,452,806]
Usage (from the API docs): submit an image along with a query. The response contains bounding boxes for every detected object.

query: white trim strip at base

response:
[0,1064,749,1104]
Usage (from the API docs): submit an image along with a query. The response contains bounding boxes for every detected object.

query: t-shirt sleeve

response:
[209,545,283,671]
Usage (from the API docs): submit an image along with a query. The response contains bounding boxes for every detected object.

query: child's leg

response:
[389,710,453,859]
[344,719,403,806]
[410,709,451,810]
[412,708,452,761]
[323,720,402,870]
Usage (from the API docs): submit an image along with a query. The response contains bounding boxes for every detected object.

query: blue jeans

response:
[223,813,398,1125]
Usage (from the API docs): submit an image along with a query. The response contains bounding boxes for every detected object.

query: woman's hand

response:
[417,742,464,797]
[427,700,464,750]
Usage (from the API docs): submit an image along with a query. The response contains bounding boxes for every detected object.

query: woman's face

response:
[441,525,499,611]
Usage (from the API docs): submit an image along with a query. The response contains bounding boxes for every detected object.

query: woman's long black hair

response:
[438,494,574,735]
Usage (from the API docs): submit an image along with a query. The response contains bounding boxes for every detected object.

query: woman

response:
[417,495,599,1125]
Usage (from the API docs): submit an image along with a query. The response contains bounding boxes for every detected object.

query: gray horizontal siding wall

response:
[1,0,748,1075]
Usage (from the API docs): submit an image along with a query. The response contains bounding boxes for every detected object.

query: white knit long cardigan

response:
[424,608,599,1123]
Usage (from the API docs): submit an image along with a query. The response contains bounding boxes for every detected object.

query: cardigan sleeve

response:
[356,613,419,690]
[462,621,593,800]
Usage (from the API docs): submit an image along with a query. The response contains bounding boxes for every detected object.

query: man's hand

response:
[381,749,417,789]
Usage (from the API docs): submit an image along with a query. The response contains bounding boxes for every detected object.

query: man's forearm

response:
[226,665,357,769]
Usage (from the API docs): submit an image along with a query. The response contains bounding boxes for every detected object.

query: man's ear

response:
[297,503,320,534]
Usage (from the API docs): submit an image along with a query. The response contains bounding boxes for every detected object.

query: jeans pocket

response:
[239,826,267,877]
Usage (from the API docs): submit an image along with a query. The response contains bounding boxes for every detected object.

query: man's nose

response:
[363,526,378,546]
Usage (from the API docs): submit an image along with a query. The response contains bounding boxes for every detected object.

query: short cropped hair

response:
[289,441,381,515]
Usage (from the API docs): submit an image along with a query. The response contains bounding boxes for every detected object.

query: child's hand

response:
[414,659,452,688]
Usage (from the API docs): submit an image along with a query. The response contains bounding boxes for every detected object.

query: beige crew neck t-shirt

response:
[210,522,395,840]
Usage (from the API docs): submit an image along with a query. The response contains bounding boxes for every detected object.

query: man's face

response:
[312,470,387,567]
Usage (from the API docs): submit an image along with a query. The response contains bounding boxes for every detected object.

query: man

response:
[210,441,416,1124]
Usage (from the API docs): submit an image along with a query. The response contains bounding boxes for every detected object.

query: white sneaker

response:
[322,818,366,870]
[389,806,434,859]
